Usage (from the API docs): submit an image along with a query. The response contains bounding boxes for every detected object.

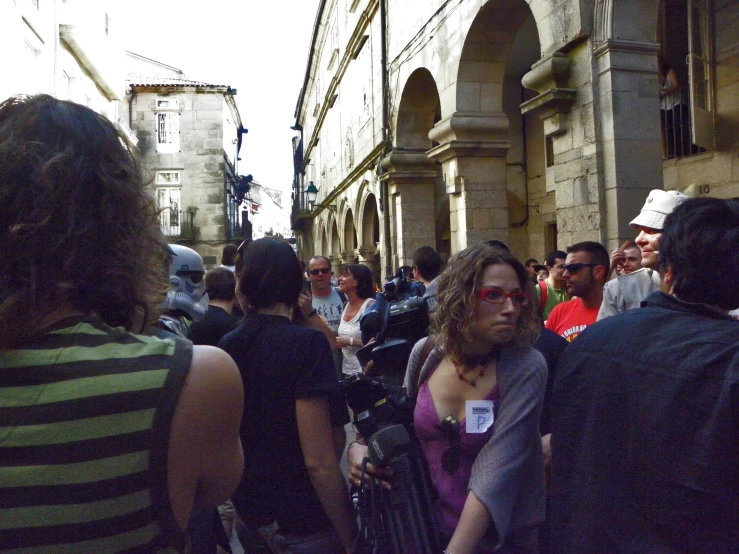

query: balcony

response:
[290,182,313,230]
[160,208,196,240]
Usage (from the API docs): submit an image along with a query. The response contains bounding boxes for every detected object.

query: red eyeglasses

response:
[476,288,530,307]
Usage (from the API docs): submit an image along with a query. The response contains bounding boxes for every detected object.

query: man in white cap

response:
[597,189,689,320]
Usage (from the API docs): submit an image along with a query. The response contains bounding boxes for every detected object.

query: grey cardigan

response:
[404,338,547,552]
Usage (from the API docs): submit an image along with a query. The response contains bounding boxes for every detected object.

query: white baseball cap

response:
[629,189,690,231]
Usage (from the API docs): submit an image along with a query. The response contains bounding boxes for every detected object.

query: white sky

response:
[117,0,321,200]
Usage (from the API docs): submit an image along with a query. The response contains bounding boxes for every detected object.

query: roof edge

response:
[293,0,328,124]
[126,51,184,75]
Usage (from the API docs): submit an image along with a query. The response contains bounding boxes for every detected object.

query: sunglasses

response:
[441,415,461,474]
[308,268,331,275]
[477,288,529,307]
[562,262,598,273]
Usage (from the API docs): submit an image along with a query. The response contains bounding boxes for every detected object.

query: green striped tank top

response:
[0,317,191,553]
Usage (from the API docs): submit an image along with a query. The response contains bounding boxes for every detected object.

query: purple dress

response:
[414,374,500,541]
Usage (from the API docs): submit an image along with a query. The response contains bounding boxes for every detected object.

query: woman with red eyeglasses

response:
[348,244,546,553]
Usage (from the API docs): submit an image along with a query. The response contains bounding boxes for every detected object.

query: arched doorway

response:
[385,67,445,269]
[428,0,542,252]
[359,192,381,283]
[344,209,358,263]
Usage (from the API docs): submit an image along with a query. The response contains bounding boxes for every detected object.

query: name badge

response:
[465,400,495,434]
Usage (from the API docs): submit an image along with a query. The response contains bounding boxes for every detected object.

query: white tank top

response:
[337,297,374,376]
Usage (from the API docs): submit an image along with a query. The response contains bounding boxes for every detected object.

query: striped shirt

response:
[0,317,191,553]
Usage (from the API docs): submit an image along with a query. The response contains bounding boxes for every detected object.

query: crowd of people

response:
[1,94,738,554]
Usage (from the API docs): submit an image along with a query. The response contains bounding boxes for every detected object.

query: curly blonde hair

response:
[430,244,540,365]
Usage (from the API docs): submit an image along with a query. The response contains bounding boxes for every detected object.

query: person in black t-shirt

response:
[218,238,355,554]
[188,268,240,347]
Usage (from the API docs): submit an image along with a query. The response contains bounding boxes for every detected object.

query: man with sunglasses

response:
[545,242,609,342]
[597,189,689,321]
[303,256,347,375]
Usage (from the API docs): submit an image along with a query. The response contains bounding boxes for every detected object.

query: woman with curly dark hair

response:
[0,95,243,553]
[348,244,546,553]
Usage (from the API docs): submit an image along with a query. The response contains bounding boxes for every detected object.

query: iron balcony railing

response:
[160,209,196,239]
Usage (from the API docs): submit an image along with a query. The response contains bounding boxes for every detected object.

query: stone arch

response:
[456,0,540,116]
[344,208,358,262]
[358,191,381,282]
[427,0,543,252]
[330,219,341,256]
[384,68,444,267]
[594,0,660,44]
[320,224,328,256]
[358,192,380,249]
[395,68,441,149]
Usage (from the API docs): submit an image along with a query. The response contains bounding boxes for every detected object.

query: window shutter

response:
[687,0,714,151]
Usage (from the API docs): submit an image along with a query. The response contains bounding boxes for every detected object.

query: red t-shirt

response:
[545,298,600,342]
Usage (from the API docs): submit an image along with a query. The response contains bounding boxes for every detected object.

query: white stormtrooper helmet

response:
[163,244,208,322]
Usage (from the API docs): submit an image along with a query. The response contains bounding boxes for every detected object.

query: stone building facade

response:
[125,53,248,268]
[290,0,738,281]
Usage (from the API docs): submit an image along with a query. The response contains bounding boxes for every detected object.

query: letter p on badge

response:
[465,400,495,433]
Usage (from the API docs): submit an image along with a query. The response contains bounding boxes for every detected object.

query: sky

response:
[117,0,321,200]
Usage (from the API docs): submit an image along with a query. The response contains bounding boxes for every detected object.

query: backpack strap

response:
[334,287,348,305]
[539,282,547,314]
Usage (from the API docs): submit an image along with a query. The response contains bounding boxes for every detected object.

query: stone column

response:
[330,255,343,278]
[357,246,379,285]
[380,149,438,269]
[340,251,357,266]
[594,40,662,249]
[428,113,512,252]
[356,247,377,273]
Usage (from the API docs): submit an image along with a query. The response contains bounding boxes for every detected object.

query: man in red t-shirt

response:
[546,241,609,342]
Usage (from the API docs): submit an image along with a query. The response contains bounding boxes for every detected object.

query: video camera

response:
[340,374,413,439]
[356,293,430,386]
[382,267,413,302]
[340,375,441,554]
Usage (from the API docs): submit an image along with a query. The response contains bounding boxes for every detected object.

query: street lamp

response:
[305,181,336,212]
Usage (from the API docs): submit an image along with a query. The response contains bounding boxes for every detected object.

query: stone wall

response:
[131,89,229,265]
[293,0,737,275]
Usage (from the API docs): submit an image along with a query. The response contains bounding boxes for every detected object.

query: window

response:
[156,171,181,236]
[658,0,714,158]
[156,171,181,186]
[155,99,180,153]
[687,0,714,150]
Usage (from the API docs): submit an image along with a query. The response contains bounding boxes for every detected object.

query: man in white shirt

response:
[305,255,346,375]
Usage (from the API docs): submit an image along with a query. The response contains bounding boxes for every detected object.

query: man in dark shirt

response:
[189,267,240,346]
[550,198,739,553]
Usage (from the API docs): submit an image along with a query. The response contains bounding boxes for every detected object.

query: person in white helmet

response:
[158,243,209,338]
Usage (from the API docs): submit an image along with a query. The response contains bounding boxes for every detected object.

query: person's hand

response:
[541,433,552,467]
[298,289,313,316]
[347,442,392,489]
[610,247,626,273]
[336,336,352,349]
